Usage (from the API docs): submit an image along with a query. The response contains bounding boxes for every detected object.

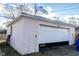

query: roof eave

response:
[7,13,75,27]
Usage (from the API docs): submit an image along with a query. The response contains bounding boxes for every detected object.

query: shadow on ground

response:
[39,45,79,56]
[0,44,79,56]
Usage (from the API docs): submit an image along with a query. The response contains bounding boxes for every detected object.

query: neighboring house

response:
[6,13,75,55]
[75,26,79,35]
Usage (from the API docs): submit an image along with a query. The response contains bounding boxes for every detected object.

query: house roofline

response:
[6,13,75,27]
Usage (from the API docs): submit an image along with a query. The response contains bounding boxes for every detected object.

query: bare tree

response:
[3,5,15,19]
[3,3,49,20]
[4,3,33,19]
[16,4,29,14]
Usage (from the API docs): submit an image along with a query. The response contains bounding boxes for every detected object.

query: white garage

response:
[38,25,69,44]
[6,13,75,55]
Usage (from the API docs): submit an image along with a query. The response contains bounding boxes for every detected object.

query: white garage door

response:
[38,25,69,44]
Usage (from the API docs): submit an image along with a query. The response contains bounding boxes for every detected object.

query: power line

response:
[1,3,79,18]
[52,6,79,13]
[1,3,79,13]
[37,3,79,13]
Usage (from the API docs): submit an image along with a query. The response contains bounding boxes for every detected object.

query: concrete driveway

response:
[39,45,79,56]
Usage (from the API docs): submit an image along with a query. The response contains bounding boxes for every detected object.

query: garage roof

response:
[7,13,75,27]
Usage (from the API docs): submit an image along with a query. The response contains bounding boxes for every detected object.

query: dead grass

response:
[25,52,44,56]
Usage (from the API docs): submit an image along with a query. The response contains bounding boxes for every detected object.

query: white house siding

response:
[10,18,25,55]
[22,17,39,54]
[7,26,11,36]
[6,26,11,41]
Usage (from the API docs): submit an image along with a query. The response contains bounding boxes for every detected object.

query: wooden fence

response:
[0,34,6,44]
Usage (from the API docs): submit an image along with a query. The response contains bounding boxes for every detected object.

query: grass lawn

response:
[0,43,79,56]
[0,44,21,56]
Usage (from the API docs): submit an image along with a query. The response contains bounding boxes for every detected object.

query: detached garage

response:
[39,24,69,44]
[6,13,75,55]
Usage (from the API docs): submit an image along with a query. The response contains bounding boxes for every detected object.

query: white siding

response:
[69,27,75,45]
[7,16,75,55]
[7,26,11,36]
[22,17,39,54]
[10,18,25,55]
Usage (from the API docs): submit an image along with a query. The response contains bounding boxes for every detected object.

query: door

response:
[38,25,69,44]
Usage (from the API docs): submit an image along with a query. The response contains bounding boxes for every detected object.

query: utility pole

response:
[34,3,37,15]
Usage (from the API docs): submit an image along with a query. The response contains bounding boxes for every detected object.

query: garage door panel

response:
[38,25,69,44]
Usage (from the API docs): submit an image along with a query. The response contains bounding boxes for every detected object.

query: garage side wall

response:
[9,18,25,54]
[22,17,39,55]
[69,27,75,45]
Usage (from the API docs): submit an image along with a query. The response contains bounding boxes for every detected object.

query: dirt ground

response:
[0,44,79,56]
